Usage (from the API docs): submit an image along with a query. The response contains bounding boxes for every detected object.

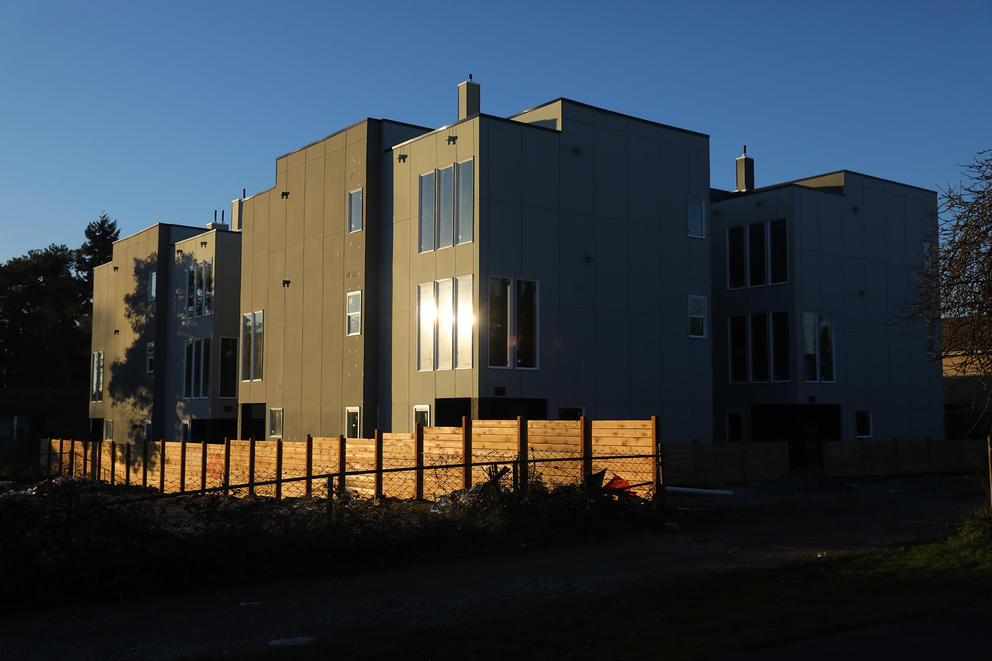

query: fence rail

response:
[39,416,661,500]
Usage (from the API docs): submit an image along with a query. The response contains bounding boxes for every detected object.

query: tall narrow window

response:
[437,166,454,249]
[688,295,707,338]
[143,420,151,442]
[348,189,363,233]
[192,339,202,398]
[728,226,746,289]
[687,195,705,238]
[241,314,253,381]
[269,408,283,438]
[436,279,454,370]
[185,340,194,398]
[146,342,155,374]
[204,260,213,315]
[252,311,264,380]
[730,316,747,383]
[418,172,435,253]
[345,407,360,439]
[818,314,835,382]
[489,277,511,367]
[186,266,195,317]
[105,420,113,442]
[803,312,818,382]
[148,271,157,301]
[748,223,766,286]
[90,351,104,401]
[346,291,362,336]
[195,263,205,317]
[455,275,473,369]
[769,220,788,283]
[181,420,190,443]
[220,337,237,398]
[418,283,435,371]
[771,311,790,381]
[456,160,474,244]
[202,337,211,398]
[515,280,538,368]
[750,314,769,382]
[855,410,872,438]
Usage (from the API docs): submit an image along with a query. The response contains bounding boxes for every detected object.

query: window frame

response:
[803,311,836,383]
[455,159,474,245]
[488,276,513,369]
[749,312,769,382]
[348,188,363,233]
[181,419,190,443]
[418,159,476,253]
[143,420,151,443]
[770,311,791,382]
[269,408,284,439]
[104,419,113,442]
[145,341,155,374]
[184,336,211,399]
[241,311,264,382]
[729,315,748,384]
[455,275,474,370]
[688,295,708,339]
[90,351,104,402]
[855,410,872,439]
[148,271,157,301]
[346,290,362,337]
[515,279,540,370]
[687,194,706,238]
[345,406,361,439]
[413,404,431,429]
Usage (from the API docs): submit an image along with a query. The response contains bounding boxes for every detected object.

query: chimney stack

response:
[736,145,754,192]
[457,75,480,121]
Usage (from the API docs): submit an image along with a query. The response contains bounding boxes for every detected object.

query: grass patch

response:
[256,507,992,661]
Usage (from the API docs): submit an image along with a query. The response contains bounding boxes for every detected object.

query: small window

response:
[204,260,213,315]
[727,411,744,443]
[348,189,363,233]
[146,342,155,374]
[269,408,284,438]
[688,295,707,338]
[413,405,430,429]
[855,410,872,438]
[346,291,362,336]
[345,407,360,439]
[181,420,190,443]
[688,195,705,238]
[143,420,151,442]
[104,420,113,442]
[148,271,157,301]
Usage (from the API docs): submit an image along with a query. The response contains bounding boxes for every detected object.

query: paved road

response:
[0,473,985,660]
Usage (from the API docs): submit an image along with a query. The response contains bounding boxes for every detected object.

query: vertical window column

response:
[748,223,767,286]
[418,283,436,371]
[750,313,769,381]
[455,275,473,369]
[488,277,511,368]
[436,279,453,370]
[729,316,747,383]
[515,280,538,368]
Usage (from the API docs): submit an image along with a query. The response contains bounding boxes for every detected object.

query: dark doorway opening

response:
[436,398,471,427]
[751,404,841,469]
[240,403,265,441]
[90,418,104,443]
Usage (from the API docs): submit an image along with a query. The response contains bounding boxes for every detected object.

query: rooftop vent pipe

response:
[736,145,754,192]
[458,74,480,121]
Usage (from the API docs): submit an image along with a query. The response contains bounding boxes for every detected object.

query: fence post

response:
[109,441,116,485]
[275,439,283,500]
[159,440,166,492]
[337,435,346,496]
[248,438,256,497]
[305,434,313,497]
[141,441,148,488]
[580,416,592,481]
[179,438,187,493]
[462,416,473,490]
[517,416,529,498]
[125,443,131,486]
[414,424,424,500]
[57,439,64,476]
[651,415,662,496]
[374,429,383,500]
[326,475,334,525]
[69,438,75,476]
[223,438,231,495]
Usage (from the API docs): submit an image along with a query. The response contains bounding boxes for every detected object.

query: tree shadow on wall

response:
[107,252,195,472]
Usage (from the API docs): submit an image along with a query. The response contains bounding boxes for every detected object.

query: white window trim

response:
[855,410,872,439]
[348,188,363,233]
[148,271,157,301]
[346,290,362,336]
[241,311,263,382]
[269,408,284,439]
[345,406,361,439]
[184,337,211,400]
[104,419,113,442]
[688,295,707,339]
[413,404,431,429]
[418,159,476,254]
[455,159,475,246]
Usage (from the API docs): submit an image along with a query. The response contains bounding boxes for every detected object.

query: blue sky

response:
[1,0,989,262]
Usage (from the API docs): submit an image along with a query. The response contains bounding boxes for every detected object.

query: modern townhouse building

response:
[234,80,713,443]
[710,152,943,454]
[89,222,241,443]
